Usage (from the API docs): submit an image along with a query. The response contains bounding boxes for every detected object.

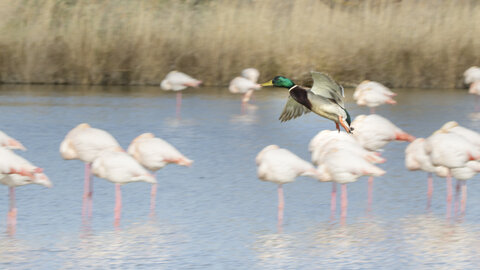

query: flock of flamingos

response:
[2,66,480,231]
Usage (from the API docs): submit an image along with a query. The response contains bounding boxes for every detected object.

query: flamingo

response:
[463,66,480,86]
[436,121,480,210]
[353,81,396,113]
[229,77,261,104]
[405,138,448,208]
[127,133,193,214]
[91,150,156,225]
[160,71,202,117]
[59,123,122,216]
[309,130,385,216]
[229,68,262,110]
[351,114,415,204]
[0,147,51,231]
[316,149,385,219]
[0,130,26,150]
[256,145,318,230]
[424,129,480,216]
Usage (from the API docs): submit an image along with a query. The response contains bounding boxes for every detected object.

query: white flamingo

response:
[436,121,480,212]
[229,77,261,104]
[91,150,156,225]
[0,147,51,230]
[463,66,480,86]
[353,81,396,113]
[425,129,480,216]
[229,68,261,107]
[256,145,318,230]
[60,123,122,217]
[316,149,385,218]
[160,71,202,116]
[309,130,385,215]
[127,133,192,213]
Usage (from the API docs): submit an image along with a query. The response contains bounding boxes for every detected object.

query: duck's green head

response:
[261,76,295,88]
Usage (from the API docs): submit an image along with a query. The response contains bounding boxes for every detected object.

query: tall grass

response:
[0,0,479,88]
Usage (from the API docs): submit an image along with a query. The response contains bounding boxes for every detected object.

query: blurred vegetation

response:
[0,0,479,88]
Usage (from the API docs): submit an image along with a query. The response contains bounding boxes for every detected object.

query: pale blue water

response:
[0,85,480,269]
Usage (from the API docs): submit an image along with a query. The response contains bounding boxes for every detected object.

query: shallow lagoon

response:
[0,85,479,269]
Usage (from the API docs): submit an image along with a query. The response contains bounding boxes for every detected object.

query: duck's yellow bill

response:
[261,80,273,86]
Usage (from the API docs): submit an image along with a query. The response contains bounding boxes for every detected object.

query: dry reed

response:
[0,0,479,88]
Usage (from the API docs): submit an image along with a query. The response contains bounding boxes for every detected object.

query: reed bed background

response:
[0,0,479,88]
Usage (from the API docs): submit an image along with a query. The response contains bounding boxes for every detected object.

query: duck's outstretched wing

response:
[310,71,345,107]
[279,96,311,122]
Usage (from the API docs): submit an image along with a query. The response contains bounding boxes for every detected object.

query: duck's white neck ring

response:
[288,85,299,91]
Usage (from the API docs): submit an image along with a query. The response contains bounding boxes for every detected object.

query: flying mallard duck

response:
[261,71,353,133]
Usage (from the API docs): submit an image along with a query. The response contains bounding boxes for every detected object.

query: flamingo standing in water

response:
[309,130,385,217]
[256,145,318,230]
[353,81,396,113]
[91,150,156,226]
[435,121,480,213]
[0,147,51,232]
[316,149,385,219]
[351,114,415,206]
[160,71,202,117]
[405,138,448,208]
[424,129,480,216]
[127,133,193,214]
[59,123,122,216]
[229,68,262,107]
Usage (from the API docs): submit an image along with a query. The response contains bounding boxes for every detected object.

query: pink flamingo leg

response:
[427,173,433,209]
[277,184,284,231]
[176,92,182,118]
[7,187,17,226]
[461,181,467,214]
[370,107,375,114]
[150,183,157,216]
[242,90,254,104]
[241,102,246,114]
[330,182,337,219]
[114,184,122,226]
[341,184,348,218]
[446,172,452,218]
[84,163,92,198]
[454,179,461,214]
[82,163,93,219]
[367,176,374,211]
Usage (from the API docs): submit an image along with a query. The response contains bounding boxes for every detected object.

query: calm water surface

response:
[0,85,480,269]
